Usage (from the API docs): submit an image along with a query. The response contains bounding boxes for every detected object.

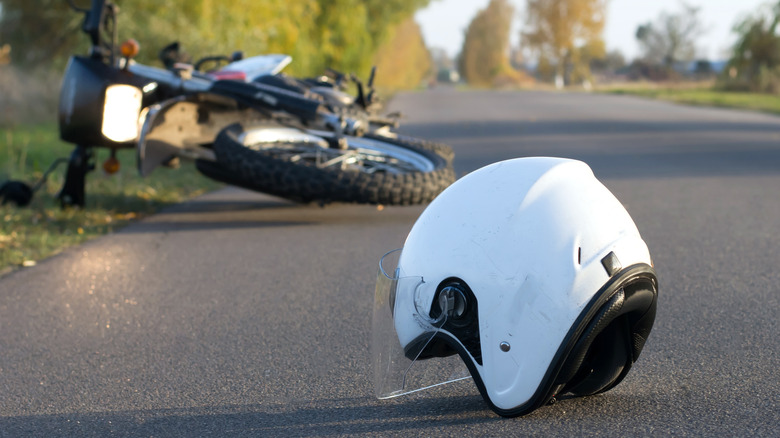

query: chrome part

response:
[240,129,434,174]
[318,113,369,137]
[344,118,365,136]
[310,86,354,107]
[142,82,158,93]
[371,126,396,137]
[238,128,328,148]
[320,113,344,132]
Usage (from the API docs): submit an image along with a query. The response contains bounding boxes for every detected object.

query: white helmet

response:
[372,157,658,417]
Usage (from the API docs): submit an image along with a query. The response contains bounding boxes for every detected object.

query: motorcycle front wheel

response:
[205,122,456,205]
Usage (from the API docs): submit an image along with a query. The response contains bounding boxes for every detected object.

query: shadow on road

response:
[121,219,316,233]
[115,194,420,234]
[0,396,496,437]
[159,199,296,214]
[5,389,761,436]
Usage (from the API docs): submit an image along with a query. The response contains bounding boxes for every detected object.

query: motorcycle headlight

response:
[102,84,143,142]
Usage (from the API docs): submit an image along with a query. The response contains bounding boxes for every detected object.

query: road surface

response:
[1,89,778,436]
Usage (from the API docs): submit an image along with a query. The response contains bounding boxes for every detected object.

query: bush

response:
[0,65,61,127]
[720,5,780,94]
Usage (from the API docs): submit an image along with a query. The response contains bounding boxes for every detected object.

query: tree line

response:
[457,0,780,94]
[0,0,431,89]
[4,0,780,94]
[457,0,606,88]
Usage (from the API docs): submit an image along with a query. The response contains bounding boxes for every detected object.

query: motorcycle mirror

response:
[354,76,367,109]
[66,0,90,13]
[368,66,376,89]
[159,41,190,69]
[362,67,378,109]
[326,68,347,88]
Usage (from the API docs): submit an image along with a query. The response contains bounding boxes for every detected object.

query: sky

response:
[415,0,772,62]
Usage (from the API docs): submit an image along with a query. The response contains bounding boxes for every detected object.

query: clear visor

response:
[371,249,471,399]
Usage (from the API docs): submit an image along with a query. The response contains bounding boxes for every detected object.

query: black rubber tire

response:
[211,123,456,205]
[392,134,455,164]
[0,180,33,207]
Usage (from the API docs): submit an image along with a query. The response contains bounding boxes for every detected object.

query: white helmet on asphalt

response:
[372,157,658,416]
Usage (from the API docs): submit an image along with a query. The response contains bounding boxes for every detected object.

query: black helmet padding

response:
[556,277,657,397]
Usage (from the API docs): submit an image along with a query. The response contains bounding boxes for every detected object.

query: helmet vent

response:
[601,251,622,277]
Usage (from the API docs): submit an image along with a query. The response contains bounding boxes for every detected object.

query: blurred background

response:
[2,0,779,126]
[2,0,780,270]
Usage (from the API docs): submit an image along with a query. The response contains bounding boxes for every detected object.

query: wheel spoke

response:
[244,137,432,174]
[217,124,454,205]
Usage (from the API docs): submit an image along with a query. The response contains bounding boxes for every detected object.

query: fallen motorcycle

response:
[0,0,455,207]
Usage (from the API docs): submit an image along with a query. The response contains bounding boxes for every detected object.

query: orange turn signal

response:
[103,156,120,174]
[120,39,140,58]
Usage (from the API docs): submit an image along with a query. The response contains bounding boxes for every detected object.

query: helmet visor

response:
[371,249,471,399]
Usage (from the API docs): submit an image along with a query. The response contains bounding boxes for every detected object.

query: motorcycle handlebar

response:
[66,0,91,12]
[81,0,110,47]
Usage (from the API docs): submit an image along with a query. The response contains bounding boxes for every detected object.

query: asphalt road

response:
[1,89,778,436]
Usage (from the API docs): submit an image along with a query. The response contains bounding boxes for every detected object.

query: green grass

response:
[603,85,780,115]
[1,123,222,275]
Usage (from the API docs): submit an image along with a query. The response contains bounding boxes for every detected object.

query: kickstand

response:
[57,145,95,208]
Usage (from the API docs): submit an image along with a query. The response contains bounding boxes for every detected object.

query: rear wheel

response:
[211,123,456,205]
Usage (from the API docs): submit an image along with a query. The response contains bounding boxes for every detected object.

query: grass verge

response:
[1,122,222,276]
[601,83,780,115]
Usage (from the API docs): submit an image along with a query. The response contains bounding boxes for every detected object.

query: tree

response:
[635,3,703,69]
[0,44,10,66]
[0,0,432,79]
[373,17,432,90]
[723,2,780,93]
[0,0,84,68]
[590,49,626,75]
[458,0,516,87]
[522,0,606,87]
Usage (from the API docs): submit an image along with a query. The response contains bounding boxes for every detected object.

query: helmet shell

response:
[396,157,652,411]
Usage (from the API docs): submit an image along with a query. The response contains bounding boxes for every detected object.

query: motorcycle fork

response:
[57,144,95,208]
